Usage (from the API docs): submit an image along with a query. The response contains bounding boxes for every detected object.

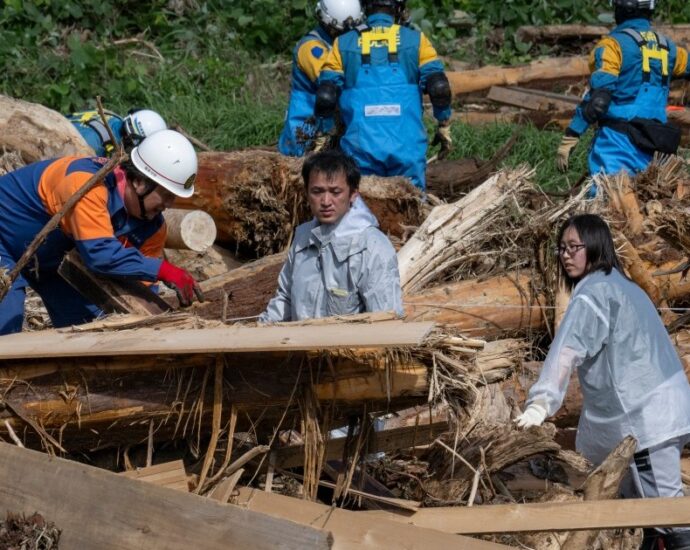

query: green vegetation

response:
[0,0,678,186]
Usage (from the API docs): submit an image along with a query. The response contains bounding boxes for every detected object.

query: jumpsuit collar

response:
[314,24,335,46]
[304,196,378,250]
[366,13,395,27]
[613,18,652,32]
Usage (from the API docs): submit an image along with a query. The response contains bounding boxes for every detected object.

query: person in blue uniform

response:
[557,0,690,179]
[278,0,364,156]
[314,0,452,190]
[66,108,167,157]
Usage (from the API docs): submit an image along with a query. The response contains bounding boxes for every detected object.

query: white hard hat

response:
[316,0,364,32]
[123,109,167,143]
[130,130,197,198]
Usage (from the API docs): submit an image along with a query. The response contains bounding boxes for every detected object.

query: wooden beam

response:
[235,487,510,549]
[0,320,435,359]
[277,420,449,469]
[362,496,690,534]
[58,251,171,316]
[487,86,578,111]
[0,443,332,550]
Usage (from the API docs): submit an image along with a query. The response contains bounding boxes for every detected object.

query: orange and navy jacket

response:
[0,157,165,279]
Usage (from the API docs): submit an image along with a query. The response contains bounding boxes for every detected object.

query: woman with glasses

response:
[515,213,690,550]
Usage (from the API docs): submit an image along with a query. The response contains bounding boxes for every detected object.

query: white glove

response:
[514,404,548,429]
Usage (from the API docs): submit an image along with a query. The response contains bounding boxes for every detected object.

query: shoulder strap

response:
[359,24,400,65]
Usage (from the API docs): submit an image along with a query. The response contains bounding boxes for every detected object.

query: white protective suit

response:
[526,268,690,464]
[259,196,403,322]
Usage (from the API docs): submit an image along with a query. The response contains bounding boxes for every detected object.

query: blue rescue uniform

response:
[569,19,690,176]
[318,13,450,190]
[0,157,166,334]
[66,111,125,157]
[279,26,333,156]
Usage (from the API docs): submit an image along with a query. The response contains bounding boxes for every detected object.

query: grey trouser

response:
[619,435,690,537]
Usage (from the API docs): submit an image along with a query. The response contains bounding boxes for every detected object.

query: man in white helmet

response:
[0,130,203,335]
[67,108,167,157]
[278,0,363,156]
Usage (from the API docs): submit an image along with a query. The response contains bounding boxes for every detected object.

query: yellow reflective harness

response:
[621,28,670,85]
[358,24,400,64]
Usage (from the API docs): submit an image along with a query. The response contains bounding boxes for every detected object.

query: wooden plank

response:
[488,86,577,111]
[362,496,690,534]
[235,487,510,549]
[0,320,435,359]
[120,460,190,492]
[0,443,332,550]
[276,420,449,469]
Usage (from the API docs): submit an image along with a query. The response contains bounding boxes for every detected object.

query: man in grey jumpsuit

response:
[259,149,403,322]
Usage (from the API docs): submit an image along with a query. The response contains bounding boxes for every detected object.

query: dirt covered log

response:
[0,94,94,162]
[176,151,425,256]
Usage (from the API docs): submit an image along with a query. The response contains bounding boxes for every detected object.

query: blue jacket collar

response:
[614,18,652,32]
[366,13,395,27]
[314,25,334,45]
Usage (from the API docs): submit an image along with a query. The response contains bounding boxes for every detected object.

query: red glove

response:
[157,260,204,307]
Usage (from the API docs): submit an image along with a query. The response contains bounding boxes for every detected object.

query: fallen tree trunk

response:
[404,274,546,339]
[516,24,690,48]
[176,151,425,256]
[0,94,94,162]
[425,130,521,201]
[447,56,588,97]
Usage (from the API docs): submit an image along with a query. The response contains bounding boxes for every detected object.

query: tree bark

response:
[175,151,425,256]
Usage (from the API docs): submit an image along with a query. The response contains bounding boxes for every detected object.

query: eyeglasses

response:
[555,243,586,257]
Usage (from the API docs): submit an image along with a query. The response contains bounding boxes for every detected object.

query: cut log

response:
[163,245,243,282]
[516,24,690,48]
[58,250,172,315]
[0,443,333,550]
[404,274,546,339]
[0,94,94,162]
[176,151,425,255]
[447,56,589,97]
[163,208,217,252]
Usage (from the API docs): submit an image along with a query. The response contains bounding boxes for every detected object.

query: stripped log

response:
[163,208,217,252]
[0,94,94,162]
[447,56,589,97]
[176,151,425,255]
[516,24,690,47]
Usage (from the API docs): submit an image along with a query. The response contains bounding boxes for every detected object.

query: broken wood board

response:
[0,443,332,550]
[362,496,690,534]
[277,420,449,469]
[234,487,510,549]
[487,86,579,112]
[120,460,190,492]
[58,250,171,316]
[0,320,435,359]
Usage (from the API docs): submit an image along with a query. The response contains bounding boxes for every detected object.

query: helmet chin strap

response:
[134,180,156,220]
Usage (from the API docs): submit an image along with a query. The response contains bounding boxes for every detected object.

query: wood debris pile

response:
[1,92,690,548]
